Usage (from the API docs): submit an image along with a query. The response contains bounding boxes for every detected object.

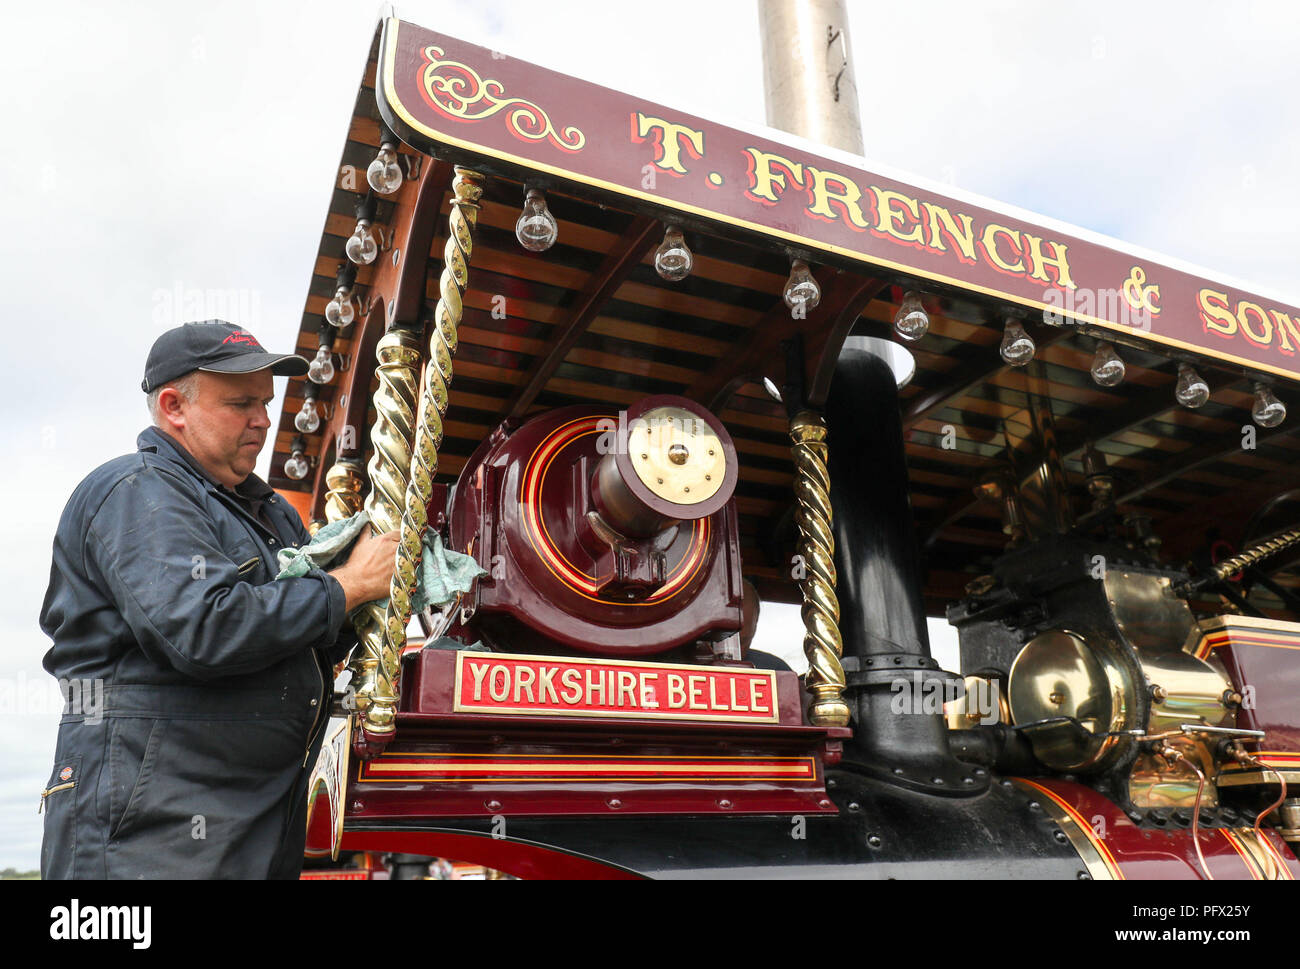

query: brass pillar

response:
[790,410,850,727]
[324,458,366,523]
[347,329,422,722]
[364,166,485,741]
[324,457,367,679]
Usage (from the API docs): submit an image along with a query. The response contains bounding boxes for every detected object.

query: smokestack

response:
[759,11,977,791]
[757,0,864,155]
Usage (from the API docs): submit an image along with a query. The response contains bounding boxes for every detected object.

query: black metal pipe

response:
[825,345,981,794]
[826,348,929,660]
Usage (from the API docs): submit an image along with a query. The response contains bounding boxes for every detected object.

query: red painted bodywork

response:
[379,18,1300,385]
[332,649,845,822]
[1021,779,1299,880]
[341,832,642,880]
[447,406,745,656]
[1205,626,1300,755]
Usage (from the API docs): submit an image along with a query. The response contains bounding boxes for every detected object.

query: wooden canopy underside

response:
[272,49,1300,619]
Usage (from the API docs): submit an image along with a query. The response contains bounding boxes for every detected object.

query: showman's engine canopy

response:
[279,15,1300,879]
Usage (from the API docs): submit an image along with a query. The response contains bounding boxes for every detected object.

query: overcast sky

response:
[2,0,1298,871]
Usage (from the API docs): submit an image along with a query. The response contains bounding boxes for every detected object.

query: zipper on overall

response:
[38,782,75,814]
[302,650,328,769]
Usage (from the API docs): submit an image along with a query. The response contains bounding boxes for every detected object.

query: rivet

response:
[1077,871,1091,880]
[1054,831,1068,844]
[961,777,974,785]
[893,768,904,776]
[485,800,502,812]
[847,802,862,812]
[972,767,987,777]
[1028,801,1042,811]
[717,799,733,809]
[818,799,833,809]
[932,777,945,785]
[867,835,882,848]
[607,798,623,809]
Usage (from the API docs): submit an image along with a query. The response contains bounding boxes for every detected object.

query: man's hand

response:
[328,529,401,612]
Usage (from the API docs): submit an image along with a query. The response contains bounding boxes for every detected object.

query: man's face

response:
[165,370,275,488]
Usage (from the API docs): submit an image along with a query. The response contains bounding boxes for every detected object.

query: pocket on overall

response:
[107,718,165,842]
[39,753,82,879]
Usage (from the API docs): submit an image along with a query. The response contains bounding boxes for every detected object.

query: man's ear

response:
[155,387,188,432]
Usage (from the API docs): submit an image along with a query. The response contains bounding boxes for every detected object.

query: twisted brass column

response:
[324,458,366,523]
[324,457,367,679]
[790,409,850,727]
[347,330,422,722]
[364,166,485,741]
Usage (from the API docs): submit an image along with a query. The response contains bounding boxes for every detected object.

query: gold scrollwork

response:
[420,45,586,152]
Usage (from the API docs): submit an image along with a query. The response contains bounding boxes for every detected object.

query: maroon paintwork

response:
[330,648,846,822]
[1021,778,1300,880]
[378,18,1300,387]
[447,405,745,656]
[1205,631,1300,756]
[342,831,641,879]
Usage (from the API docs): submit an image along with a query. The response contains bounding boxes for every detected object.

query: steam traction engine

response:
[275,17,1300,878]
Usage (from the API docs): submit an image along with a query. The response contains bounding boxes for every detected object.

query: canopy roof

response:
[273,18,1300,616]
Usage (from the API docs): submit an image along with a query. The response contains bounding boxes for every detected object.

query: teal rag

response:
[275,510,486,614]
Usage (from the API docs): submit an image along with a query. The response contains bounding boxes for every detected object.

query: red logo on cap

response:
[222,331,263,349]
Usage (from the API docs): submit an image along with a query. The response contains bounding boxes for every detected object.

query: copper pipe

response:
[1160,743,1212,880]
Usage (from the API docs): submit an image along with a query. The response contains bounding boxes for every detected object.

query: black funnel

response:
[826,340,983,795]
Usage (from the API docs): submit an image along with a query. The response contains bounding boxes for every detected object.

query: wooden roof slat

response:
[505,217,660,418]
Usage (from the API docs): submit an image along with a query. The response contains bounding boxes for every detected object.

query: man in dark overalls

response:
[39,320,398,879]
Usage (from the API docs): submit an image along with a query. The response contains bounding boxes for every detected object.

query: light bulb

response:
[284,450,310,481]
[654,226,692,281]
[1090,341,1125,387]
[782,259,820,315]
[295,398,320,433]
[1251,382,1286,427]
[346,220,378,265]
[308,346,335,385]
[515,189,557,252]
[893,290,930,342]
[999,318,1035,367]
[324,287,355,328]
[366,143,402,195]
[1175,363,1209,409]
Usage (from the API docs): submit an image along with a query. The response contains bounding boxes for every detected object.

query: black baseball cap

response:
[142,320,309,392]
